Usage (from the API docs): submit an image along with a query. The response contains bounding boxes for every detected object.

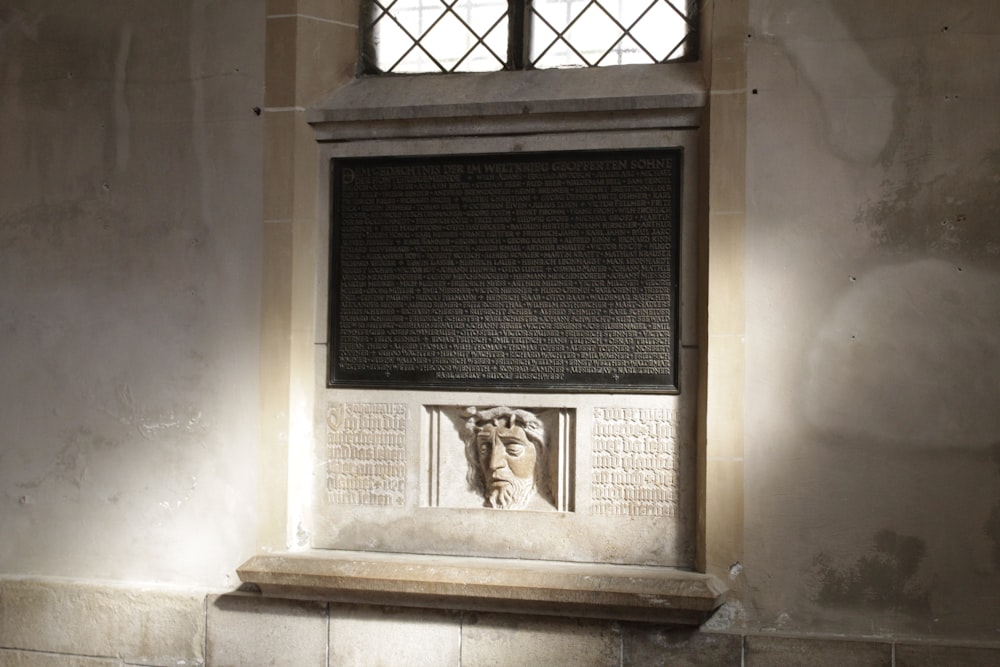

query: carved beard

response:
[486,474,535,510]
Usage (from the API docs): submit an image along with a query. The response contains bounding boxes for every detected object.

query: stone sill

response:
[308,63,706,141]
[237,550,727,625]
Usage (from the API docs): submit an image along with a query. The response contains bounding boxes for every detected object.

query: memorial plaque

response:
[328,148,681,392]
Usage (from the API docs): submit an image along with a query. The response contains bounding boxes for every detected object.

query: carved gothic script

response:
[326,402,407,506]
[591,407,678,517]
[329,148,680,392]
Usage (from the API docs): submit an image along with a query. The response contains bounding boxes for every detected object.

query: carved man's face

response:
[476,423,537,509]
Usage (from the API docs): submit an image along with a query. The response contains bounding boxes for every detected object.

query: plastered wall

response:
[2,0,1000,661]
[743,0,1000,639]
[0,0,265,587]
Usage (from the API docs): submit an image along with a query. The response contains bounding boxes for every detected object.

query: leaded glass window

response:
[360,0,698,74]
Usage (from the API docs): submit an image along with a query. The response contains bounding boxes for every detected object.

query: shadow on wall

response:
[798,259,1000,634]
[803,259,1000,449]
[825,1,1000,256]
[812,529,930,614]
[986,443,1000,571]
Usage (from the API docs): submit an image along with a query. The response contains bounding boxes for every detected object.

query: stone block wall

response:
[3,579,999,666]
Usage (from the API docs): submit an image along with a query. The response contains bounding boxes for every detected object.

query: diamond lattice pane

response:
[530,0,693,69]
[422,11,479,70]
[530,0,596,68]
[595,35,646,67]
[370,14,418,69]
[460,0,509,35]
[454,0,508,70]
[530,34,587,68]
[530,0,593,30]
[564,4,623,66]
[367,0,695,73]
[367,0,508,73]
[611,0,659,27]
[381,0,447,42]
[629,1,690,61]
[457,42,504,71]
[391,46,441,72]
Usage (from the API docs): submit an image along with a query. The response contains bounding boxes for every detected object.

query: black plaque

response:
[328,148,681,393]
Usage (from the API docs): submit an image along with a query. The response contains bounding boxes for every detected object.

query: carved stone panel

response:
[591,407,679,517]
[311,133,697,568]
[312,391,694,566]
[425,405,574,512]
[325,402,408,507]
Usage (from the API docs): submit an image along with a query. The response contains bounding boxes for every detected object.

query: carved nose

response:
[488,440,506,470]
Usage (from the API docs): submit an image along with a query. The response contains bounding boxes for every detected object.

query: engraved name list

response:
[329,148,681,392]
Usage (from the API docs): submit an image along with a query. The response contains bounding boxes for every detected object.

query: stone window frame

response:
[358,0,701,74]
[251,0,746,623]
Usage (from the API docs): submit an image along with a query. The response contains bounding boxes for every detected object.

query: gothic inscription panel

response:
[329,148,680,392]
[326,402,407,506]
[591,407,678,517]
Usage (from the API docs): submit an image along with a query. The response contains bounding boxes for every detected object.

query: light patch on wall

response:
[101,383,206,441]
[757,2,896,164]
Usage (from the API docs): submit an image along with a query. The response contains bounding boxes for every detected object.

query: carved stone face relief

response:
[464,407,547,510]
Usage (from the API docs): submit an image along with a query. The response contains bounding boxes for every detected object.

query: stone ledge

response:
[237,550,727,625]
[307,63,706,140]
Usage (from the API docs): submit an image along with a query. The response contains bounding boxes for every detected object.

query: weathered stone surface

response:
[895,642,1000,667]
[461,612,621,667]
[238,550,726,625]
[0,649,123,667]
[0,578,204,665]
[206,593,327,667]
[623,627,742,666]
[310,389,700,566]
[745,635,890,667]
[743,0,1000,639]
[329,604,461,667]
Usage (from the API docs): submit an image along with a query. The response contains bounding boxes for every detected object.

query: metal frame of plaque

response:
[327,147,681,393]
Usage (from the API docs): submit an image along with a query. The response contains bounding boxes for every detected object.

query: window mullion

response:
[508,0,527,70]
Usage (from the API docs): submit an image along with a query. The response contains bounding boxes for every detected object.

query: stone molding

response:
[236,550,727,625]
[307,63,706,141]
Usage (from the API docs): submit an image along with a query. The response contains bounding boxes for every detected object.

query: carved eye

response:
[505,444,525,457]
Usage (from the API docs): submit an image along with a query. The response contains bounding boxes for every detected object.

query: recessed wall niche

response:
[304,122,701,567]
[424,405,574,512]
[238,66,726,623]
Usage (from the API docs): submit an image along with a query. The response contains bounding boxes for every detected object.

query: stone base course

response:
[2,577,999,666]
[0,578,204,665]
